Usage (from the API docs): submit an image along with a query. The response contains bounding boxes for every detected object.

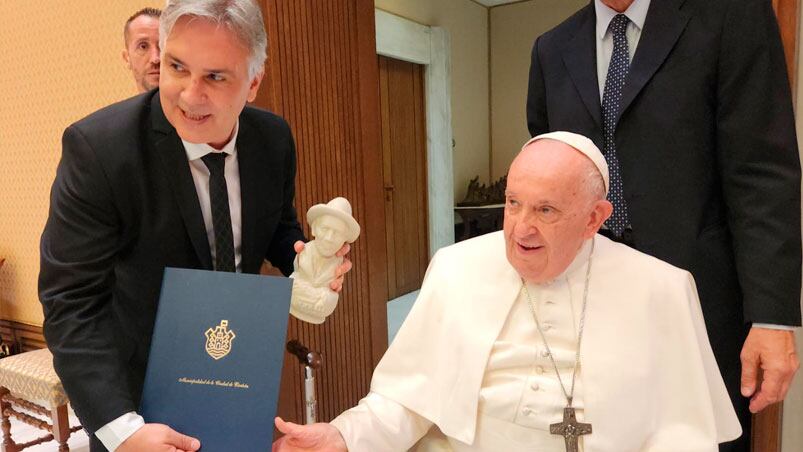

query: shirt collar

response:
[182,121,240,161]
[595,0,651,39]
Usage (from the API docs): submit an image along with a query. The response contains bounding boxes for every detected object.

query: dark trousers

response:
[720,393,751,451]
[89,434,107,451]
[717,323,752,452]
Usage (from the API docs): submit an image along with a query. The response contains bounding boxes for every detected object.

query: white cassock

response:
[332,232,741,451]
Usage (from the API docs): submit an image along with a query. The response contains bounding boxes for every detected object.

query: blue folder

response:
[141,268,292,452]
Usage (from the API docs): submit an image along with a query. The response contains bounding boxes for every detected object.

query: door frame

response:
[375,9,455,258]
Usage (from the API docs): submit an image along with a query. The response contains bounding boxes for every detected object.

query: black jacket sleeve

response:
[265,125,305,275]
[715,0,801,325]
[39,125,136,433]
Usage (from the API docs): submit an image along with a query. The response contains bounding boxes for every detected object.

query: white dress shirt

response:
[182,123,244,272]
[594,0,649,101]
[95,124,244,451]
[595,0,789,332]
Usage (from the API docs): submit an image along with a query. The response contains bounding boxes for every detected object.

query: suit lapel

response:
[151,94,213,270]
[617,0,690,124]
[561,4,603,129]
[236,117,266,272]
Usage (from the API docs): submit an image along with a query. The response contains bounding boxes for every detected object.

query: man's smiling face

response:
[159,16,262,149]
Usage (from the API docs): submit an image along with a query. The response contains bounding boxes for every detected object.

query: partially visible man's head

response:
[158,0,267,149]
[123,7,161,93]
[503,134,612,284]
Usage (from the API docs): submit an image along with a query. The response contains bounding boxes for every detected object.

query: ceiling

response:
[473,0,527,7]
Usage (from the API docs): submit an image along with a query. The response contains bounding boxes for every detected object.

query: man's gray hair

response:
[160,0,267,79]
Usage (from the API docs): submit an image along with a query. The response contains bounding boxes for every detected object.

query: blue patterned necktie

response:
[201,152,236,272]
[601,14,630,236]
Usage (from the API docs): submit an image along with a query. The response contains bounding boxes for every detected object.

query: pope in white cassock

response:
[272,132,742,452]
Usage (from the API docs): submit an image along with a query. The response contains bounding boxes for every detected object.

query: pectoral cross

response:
[549,407,592,452]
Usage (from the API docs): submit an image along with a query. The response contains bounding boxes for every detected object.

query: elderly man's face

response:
[123,15,161,92]
[503,140,610,283]
[312,216,349,257]
[160,16,262,149]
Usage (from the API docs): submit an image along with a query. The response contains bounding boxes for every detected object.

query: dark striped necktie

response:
[201,152,235,272]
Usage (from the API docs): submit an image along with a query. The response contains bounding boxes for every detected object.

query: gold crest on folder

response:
[205,320,236,360]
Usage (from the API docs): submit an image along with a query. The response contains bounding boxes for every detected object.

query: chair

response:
[0,348,81,451]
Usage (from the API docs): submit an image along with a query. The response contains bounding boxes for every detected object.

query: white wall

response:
[489,0,586,179]
[375,0,489,202]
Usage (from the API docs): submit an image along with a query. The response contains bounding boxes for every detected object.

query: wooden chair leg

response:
[0,388,18,452]
[50,404,69,452]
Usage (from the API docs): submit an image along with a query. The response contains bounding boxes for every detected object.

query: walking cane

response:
[286,340,322,424]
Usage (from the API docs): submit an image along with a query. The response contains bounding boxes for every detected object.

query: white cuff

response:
[752,323,796,331]
[95,412,145,451]
[331,392,432,452]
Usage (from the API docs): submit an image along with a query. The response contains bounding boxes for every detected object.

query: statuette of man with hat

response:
[290,197,361,324]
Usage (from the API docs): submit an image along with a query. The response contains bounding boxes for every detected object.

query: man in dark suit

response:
[39,1,350,450]
[527,0,800,449]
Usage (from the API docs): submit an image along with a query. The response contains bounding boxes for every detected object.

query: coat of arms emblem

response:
[205,320,236,360]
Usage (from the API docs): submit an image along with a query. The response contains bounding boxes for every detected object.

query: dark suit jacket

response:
[527,0,801,362]
[39,90,305,436]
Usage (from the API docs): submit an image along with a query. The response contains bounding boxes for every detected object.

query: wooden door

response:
[378,56,429,300]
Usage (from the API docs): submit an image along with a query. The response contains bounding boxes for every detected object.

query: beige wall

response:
[489,0,587,180]
[0,2,162,325]
[375,0,489,202]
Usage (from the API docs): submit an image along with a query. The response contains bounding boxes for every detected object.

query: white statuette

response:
[289,197,360,324]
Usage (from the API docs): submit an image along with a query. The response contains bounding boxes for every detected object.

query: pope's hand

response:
[117,423,200,452]
[293,241,353,292]
[272,417,347,452]
[740,327,800,413]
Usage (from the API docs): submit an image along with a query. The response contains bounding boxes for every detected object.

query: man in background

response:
[122,7,160,93]
[526,1,801,450]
